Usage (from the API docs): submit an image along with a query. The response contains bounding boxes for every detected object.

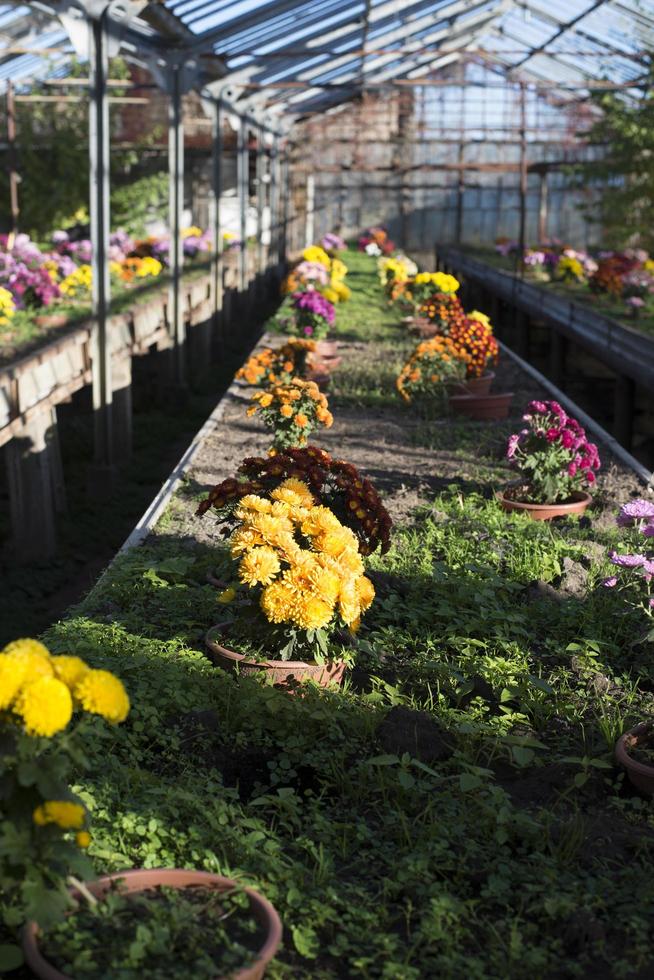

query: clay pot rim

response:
[206,623,339,671]
[615,722,654,781]
[448,390,513,405]
[496,489,593,511]
[22,868,283,980]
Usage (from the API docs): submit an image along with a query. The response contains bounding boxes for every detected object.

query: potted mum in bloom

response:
[609,499,654,793]
[396,336,470,407]
[499,400,600,519]
[204,478,376,686]
[408,274,466,338]
[198,446,392,558]
[246,379,333,450]
[0,638,128,956]
[275,292,337,359]
[4,639,283,980]
[235,340,316,388]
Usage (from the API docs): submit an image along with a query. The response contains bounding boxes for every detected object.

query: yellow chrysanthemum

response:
[309,567,340,606]
[261,580,297,623]
[51,655,89,691]
[236,495,273,515]
[230,527,265,555]
[330,258,348,281]
[2,637,51,660]
[301,506,341,538]
[74,670,130,724]
[356,575,376,613]
[239,546,281,586]
[278,479,315,505]
[249,513,294,547]
[294,595,332,630]
[17,677,72,737]
[468,310,492,331]
[33,800,85,830]
[321,287,339,304]
[271,486,312,510]
[0,654,26,710]
[76,831,92,848]
[338,582,361,625]
[302,245,331,268]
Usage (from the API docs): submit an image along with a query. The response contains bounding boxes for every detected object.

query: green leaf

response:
[0,945,24,972]
[459,773,483,792]
[366,754,400,766]
[292,923,320,959]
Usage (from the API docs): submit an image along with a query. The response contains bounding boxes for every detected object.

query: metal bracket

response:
[58,0,147,59]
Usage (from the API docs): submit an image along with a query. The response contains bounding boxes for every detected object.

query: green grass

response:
[10,251,654,979]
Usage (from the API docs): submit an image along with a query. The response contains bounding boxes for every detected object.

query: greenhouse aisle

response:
[29,249,654,979]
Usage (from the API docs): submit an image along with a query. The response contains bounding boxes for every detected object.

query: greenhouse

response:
[1,0,654,977]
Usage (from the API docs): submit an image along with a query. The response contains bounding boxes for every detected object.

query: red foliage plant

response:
[197,446,392,557]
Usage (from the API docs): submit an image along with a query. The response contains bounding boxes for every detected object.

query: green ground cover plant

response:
[6,250,654,979]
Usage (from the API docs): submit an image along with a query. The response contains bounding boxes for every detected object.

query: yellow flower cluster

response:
[248,378,333,435]
[120,256,163,283]
[396,335,471,402]
[59,264,92,298]
[182,226,203,239]
[0,286,15,326]
[468,310,492,331]
[0,638,130,737]
[231,480,375,630]
[32,801,91,847]
[236,339,316,386]
[413,272,460,294]
[302,245,331,268]
[556,256,584,281]
[320,255,351,303]
[378,256,412,285]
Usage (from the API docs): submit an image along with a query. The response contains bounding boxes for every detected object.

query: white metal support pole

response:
[168,63,185,384]
[237,119,248,292]
[256,127,265,276]
[280,150,289,262]
[89,10,113,468]
[305,172,315,247]
[210,99,223,318]
[269,135,279,266]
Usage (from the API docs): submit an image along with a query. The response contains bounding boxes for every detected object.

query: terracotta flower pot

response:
[447,371,495,396]
[34,312,69,329]
[22,868,283,980]
[615,722,654,794]
[314,339,338,358]
[206,624,346,688]
[449,391,513,420]
[496,489,592,521]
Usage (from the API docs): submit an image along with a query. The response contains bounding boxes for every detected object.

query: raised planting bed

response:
[26,250,654,979]
[436,246,654,392]
[452,245,654,338]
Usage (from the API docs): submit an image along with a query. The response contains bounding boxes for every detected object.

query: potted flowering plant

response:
[414,291,467,339]
[3,639,283,980]
[235,340,316,388]
[358,227,395,255]
[608,499,654,793]
[204,479,376,686]
[0,638,128,961]
[320,232,346,254]
[275,292,336,359]
[197,446,392,558]
[246,379,333,450]
[396,336,470,407]
[498,400,600,519]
